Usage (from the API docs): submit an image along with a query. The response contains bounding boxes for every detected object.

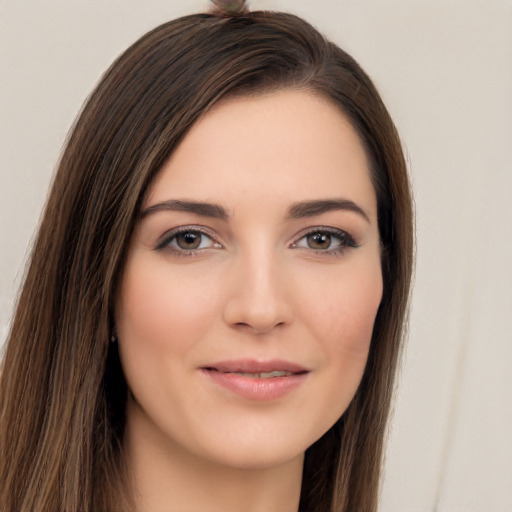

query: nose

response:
[222,250,294,335]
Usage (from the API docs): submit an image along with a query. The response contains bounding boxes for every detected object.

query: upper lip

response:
[202,359,310,374]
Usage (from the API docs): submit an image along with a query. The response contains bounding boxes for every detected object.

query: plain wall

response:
[1,1,511,511]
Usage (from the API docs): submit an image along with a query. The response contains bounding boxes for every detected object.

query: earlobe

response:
[110,322,119,344]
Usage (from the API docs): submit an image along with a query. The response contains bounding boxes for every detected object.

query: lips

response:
[225,370,294,379]
[201,359,310,401]
[203,359,309,374]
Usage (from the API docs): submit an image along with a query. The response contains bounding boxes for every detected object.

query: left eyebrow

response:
[286,199,371,223]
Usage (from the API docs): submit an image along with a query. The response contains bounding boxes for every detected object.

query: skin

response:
[116,89,383,512]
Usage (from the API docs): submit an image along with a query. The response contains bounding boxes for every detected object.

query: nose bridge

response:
[223,241,293,334]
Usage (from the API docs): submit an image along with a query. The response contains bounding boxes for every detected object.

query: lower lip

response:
[202,370,308,401]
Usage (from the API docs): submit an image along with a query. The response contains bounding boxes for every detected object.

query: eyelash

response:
[155,226,221,257]
[155,225,358,257]
[291,226,358,256]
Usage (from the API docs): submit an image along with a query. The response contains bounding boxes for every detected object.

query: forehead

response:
[146,89,376,218]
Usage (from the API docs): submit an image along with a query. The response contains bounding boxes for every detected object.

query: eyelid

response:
[290,226,358,252]
[154,224,357,256]
[155,225,222,252]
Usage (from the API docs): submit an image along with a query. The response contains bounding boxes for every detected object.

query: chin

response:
[200,439,307,471]
[182,417,329,472]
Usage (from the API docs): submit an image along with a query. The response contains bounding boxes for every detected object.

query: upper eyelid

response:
[291,225,356,241]
[155,224,357,249]
[155,225,221,250]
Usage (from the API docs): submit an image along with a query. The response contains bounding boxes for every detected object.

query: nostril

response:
[222,276,294,333]
[232,319,287,335]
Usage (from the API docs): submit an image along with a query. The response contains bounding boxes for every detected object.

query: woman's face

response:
[116,89,382,470]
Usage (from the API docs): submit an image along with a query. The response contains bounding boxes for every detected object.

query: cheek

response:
[115,257,220,359]
[303,260,383,361]
[288,257,383,440]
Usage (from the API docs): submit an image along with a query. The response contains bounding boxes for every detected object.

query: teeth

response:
[235,370,293,379]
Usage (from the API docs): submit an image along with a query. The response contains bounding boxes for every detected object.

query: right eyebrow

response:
[140,200,229,220]
[286,198,371,223]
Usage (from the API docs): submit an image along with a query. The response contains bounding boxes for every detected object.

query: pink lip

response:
[201,359,310,401]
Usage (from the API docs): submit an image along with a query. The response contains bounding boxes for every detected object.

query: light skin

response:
[115,89,383,512]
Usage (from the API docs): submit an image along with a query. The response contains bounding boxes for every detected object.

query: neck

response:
[124,400,304,512]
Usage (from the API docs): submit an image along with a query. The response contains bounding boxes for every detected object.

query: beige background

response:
[1,1,511,511]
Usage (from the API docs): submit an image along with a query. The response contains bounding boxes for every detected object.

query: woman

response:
[0,2,413,511]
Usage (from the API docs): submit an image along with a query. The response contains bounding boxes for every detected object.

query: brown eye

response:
[156,228,220,253]
[307,233,332,250]
[175,232,202,250]
[292,228,358,254]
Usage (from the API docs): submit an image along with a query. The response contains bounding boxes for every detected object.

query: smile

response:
[221,370,295,379]
[201,360,310,401]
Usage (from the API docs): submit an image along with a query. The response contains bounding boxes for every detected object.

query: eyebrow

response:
[286,199,370,223]
[141,198,370,223]
[141,200,229,220]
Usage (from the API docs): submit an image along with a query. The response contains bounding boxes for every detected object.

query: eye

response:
[292,227,358,254]
[173,231,209,250]
[156,227,221,254]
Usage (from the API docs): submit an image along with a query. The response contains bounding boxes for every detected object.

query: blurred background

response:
[1,1,511,510]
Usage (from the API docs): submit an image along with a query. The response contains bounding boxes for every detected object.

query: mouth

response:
[203,368,303,379]
[202,359,309,377]
[200,360,310,401]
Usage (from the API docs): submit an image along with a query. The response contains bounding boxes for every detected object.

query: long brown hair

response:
[0,11,413,512]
